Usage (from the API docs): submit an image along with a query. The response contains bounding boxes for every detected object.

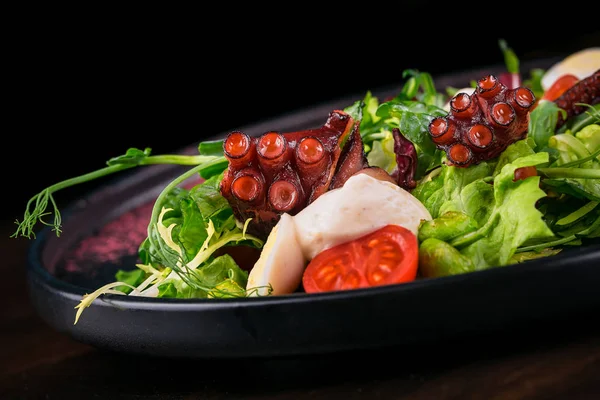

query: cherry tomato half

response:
[542,74,579,102]
[302,224,419,293]
[513,166,538,182]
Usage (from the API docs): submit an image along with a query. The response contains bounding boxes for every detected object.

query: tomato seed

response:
[368,239,380,248]
[342,270,361,289]
[316,265,336,279]
[378,264,392,273]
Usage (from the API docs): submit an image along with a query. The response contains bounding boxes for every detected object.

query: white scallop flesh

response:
[293,173,432,260]
[246,213,306,296]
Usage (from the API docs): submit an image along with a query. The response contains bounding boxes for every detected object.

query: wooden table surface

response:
[1,219,600,400]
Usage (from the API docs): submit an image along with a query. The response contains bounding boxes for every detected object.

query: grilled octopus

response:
[219,110,388,239]
[429,69,599,168]
[555,69,600,129]
[428,74,536,167]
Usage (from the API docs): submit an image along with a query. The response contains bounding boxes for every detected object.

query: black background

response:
[5,4,599,226]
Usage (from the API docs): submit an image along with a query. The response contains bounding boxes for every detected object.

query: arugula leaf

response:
[395,70,446,108]
[377,102,445,152]
[499,39,519,74]
[376,101,446,177]
[523,68,545,100]
[528,101,563,152]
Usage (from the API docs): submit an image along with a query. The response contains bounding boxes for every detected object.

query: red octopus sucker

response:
[428,75,536,167]
[555,69,600,129]
[220,110,359,239]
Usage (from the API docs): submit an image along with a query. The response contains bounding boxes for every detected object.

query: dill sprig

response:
[11,150,224,240]
[13,164,134,239]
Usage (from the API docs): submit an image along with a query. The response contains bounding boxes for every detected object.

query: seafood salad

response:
[11,41,600,324]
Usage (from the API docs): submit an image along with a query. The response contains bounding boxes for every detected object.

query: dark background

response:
[6,5,599,227]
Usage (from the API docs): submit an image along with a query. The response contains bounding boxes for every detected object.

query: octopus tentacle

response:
[330,123,368,190]
[429,74,536,167]
[220,110,356,239]
[353,166,397,185]
[555,69,600,129]
[230,167,265,204]
[256,131,292,182]
[223,131,256,169]
[295,136,329,196]
[269,165,305,214]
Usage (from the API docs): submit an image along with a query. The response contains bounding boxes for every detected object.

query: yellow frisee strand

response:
[74,281,137,325]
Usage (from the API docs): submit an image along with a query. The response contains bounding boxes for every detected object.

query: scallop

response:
[246,213,306,296]
[293,173,432,260]
[246,173,433,296]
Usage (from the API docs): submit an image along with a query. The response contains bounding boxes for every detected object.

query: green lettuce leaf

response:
[542,128,600,201]
[575,124,600,160]
[366,129,396,173]
[418,153,555,275]
[458,153,555,269]
[528,101,563,152]
[413,160,493,219]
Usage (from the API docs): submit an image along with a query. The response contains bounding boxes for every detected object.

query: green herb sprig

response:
[12,148,223,239]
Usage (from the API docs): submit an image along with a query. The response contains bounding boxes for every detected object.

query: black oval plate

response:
[27,58,600,359]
